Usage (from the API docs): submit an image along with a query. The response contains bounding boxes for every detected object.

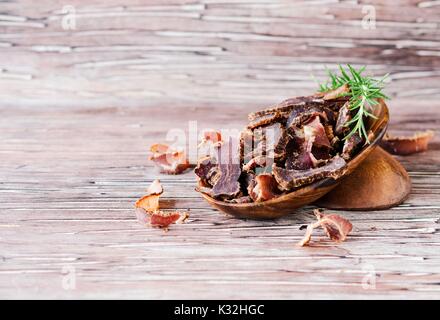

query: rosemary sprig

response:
[319,64,389,143]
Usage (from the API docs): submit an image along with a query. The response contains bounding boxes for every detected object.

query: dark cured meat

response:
[211,163,241,199]
[247,111,286,130]
[210,136,242,200]
[341,133,363,160]
[285,139,315,170]
[248,96,324,121]
[303,116,331,149]
[194,156,220,187]
[286,104,329,130]
[264,122,290,160]
[335,102,352,136]
[248,174,280,202]
[273,155,347,190]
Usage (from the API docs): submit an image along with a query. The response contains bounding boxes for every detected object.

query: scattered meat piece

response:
[248,96,324,121]
[335,102,352,136]
[323,84,350,100]
[149,143,191,175]
[194,156,220,187]
[134,180,189,229]
[342,133,364,160]
[135,179,163,212]
[136,209,188,229]
[150,211,189,228]
[248,174,280,202]
[380,130,435,155]
[298,222,315,247]
[273,155,347,190]
[298,209,353,246]
[146,179,163,195]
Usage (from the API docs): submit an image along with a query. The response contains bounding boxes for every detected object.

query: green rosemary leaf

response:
[317,64,389,143]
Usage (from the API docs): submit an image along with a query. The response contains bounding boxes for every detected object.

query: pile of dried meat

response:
[195,88,367,203]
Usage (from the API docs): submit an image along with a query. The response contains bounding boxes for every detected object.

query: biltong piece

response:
[335,102,352,136]
[273,155,347,190]
[194,156,220,187]
[248,174,281,202]
[248,96,324,122]
[341,133,363,160]
[211,162,242,200]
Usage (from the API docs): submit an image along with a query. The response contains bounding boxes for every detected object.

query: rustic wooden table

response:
[1,0,440,299]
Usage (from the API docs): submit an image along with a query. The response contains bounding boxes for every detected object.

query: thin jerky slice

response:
[286,104,329,130]
[323,84,350,100]
[380,130,435,155]
[136,208,189,229]
[135,179,163,212]
[194,156,220,187]
[149,143,191,174]
[150,211,189,228]
[298,209,353,246]
[264,122,290,160]
[248,174,280,202]
[211,136,242,200]
[134,180,189,229]
[212,163,241,199]
[248,96,324,121]
[247,112,286,130]
[273,155,347,190]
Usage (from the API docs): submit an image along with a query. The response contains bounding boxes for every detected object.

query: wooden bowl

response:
[200,99,389,219]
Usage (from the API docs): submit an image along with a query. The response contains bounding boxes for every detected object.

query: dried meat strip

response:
[273,155,347,190]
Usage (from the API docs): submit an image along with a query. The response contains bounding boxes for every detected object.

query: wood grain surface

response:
[1,0,440,299]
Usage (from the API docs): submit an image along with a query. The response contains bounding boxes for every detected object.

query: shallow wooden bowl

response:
[200,99,389,219]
